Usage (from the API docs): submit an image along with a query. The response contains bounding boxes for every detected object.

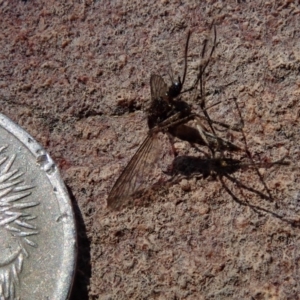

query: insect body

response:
[107,26,239,210]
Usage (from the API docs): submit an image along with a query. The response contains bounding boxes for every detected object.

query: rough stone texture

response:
[1,0,300,299]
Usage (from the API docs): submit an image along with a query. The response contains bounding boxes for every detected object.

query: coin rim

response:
[0,113,77,299]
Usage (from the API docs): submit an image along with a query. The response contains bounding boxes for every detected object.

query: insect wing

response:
[107,133,161,210]
[150,74,168,101]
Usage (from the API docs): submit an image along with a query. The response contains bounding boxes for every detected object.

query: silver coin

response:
[0,113,76,299]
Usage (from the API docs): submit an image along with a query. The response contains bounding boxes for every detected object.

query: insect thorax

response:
[147,96,191,129]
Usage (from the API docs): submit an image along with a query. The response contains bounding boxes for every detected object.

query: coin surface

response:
[0,113,76,299]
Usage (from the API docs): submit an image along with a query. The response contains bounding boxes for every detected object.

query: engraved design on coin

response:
[0,145,39,300]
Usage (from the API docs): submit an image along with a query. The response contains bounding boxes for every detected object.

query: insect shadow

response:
[169,147,294,227]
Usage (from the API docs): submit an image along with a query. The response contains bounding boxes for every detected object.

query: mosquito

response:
[107,26,240,210]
